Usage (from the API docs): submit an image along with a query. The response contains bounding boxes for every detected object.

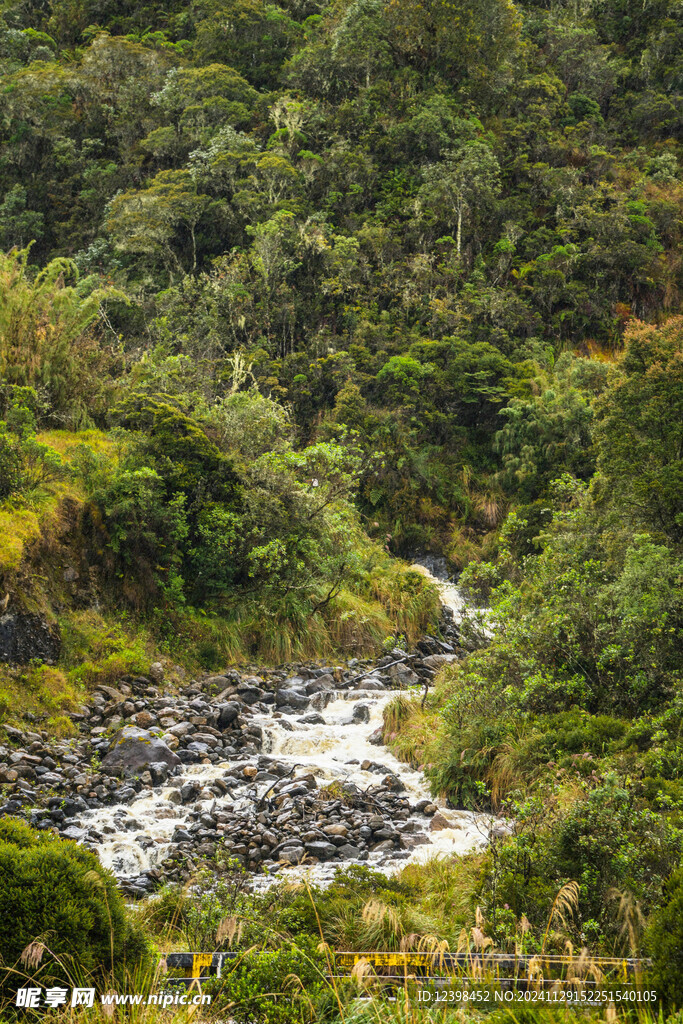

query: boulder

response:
[304,674,336,695]
[421,654,457,671]
[356,677,385,691]
[236,685,264,705]
[299,712,325,725]
[388,662,420,687]
[217,702,240,729]
[101,727,180,776]
[149,662,165,683]
[305,841,337,861]
[275,688,309,710]
[134,711,156,729]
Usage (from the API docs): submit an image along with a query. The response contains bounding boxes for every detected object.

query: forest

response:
[0,0,682,1019]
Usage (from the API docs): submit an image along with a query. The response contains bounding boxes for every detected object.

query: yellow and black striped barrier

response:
[164,952,239,983]
[164,951,649,987]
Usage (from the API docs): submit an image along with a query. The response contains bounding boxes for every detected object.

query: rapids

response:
[80,563,492,887]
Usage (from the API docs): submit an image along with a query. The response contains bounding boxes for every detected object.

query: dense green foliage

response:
[0,818,148,993]
[387,317,683,978]
[1,0,681,557]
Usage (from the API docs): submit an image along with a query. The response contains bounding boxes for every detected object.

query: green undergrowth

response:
[0,424,439,736]
[0,663,82,736]
[0,429,114,580]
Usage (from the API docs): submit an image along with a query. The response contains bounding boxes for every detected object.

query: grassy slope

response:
[0,429,440,735]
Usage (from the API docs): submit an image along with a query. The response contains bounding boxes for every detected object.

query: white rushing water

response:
[80,564,491,886]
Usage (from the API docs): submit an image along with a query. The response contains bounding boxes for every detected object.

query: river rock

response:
[421,654,457,670]
[217,702,240,728]
[236,684,264,705]
[305,841,337,860]
[299,712,325,725]
[388,662,420,686]
[101,727,180,776]
[352,704,370,723]
[275,688,308,710]
[279,844,305,865]
[304,674,335,694]
[356,677,385,690]
[430,812,451,831]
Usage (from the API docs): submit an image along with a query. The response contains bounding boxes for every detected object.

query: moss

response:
[46,714,77,737]
[0,504,42,573]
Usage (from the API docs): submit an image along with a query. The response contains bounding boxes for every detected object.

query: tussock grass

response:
[36,429,116,460]
[60,611,154,688]
[383,695,444,772]
[0,663,82,732]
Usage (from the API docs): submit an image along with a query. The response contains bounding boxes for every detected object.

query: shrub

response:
[648,868,683,1008]
[216,939,332,1024]
[0,819,148,993]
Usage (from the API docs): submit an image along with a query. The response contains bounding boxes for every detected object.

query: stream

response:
[0,563,494,894]
[75,562,491,889]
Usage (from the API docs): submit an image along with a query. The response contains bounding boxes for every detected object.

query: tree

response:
[0,247,120,427]
[105,169,216,274]
[384,0,521,87]
[0,186,44,249]
[419,142,501,257]
[594,318,683,543]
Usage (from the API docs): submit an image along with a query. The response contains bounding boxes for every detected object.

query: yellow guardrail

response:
[164,950,649,985]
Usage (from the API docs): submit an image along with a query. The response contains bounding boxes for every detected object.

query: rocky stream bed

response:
[0,567,496,896]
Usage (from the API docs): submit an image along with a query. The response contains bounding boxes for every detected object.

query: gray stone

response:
[279,845,305,865]
[304,674,336,694]
[275,688,309,710]
[305,841,337,860]
[356,677,385,691]
[337,843,361,859]
[421,654,457,670]
[148,762,171,785]
[101,727,180,776]
[149,662,165,683]
[388,662,420,686]
[298,713,325,725]
[217,702,240,729]
[236,684,264,705]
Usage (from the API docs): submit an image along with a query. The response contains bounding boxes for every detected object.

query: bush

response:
[0,819,148,992]
[217,939,332,1024]
[648,868,683,1008]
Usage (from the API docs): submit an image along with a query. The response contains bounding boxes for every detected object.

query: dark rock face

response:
[101,727,180,776]
[0,613,61,664]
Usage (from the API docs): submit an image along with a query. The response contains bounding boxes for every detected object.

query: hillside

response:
[0,0,682,1018]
